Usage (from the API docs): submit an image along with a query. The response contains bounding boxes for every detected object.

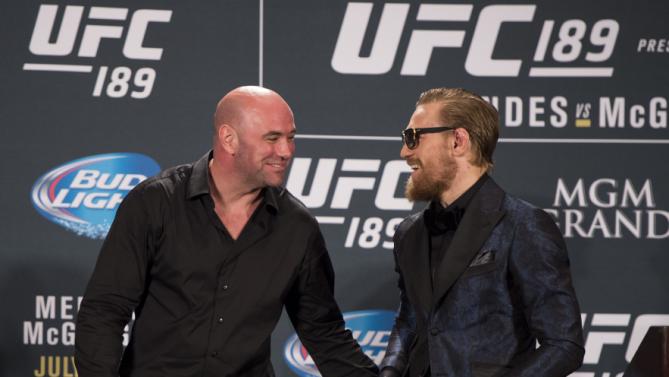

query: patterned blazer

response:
[381,178,584,377]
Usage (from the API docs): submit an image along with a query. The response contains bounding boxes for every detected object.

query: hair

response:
[416,88,499,171]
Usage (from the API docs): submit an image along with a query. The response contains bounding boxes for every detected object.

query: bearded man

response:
[379,88,584,377]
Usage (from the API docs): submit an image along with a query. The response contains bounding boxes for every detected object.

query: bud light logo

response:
[284,310,394,376]
[31,153,160,239]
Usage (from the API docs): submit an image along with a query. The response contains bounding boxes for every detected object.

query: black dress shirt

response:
[425,173,488,287]
[75,152,377,377]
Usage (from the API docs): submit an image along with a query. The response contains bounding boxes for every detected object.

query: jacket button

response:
[217,316,224,323]
[211,351,218,357]
[222,284,229,290]
[430,327,439,335]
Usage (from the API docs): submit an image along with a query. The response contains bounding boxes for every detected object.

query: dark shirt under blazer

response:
[75,152,377,377]
[380,177,584,377]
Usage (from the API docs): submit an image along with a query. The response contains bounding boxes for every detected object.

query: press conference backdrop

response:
[1,0,667,376]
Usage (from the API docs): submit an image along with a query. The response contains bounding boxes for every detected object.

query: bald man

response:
[75,87,378,377]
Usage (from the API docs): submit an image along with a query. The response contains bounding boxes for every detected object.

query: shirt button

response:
[222,284,229,290]
[217,316,224,323]
[430,328,439,336]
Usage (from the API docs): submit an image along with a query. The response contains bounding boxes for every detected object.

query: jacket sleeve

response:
[75,187,155,377]
[503,208,585,377]
[379,223,417,375]
[285,227,378,377]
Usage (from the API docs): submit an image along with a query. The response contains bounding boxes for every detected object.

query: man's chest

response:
[148,211,308,304]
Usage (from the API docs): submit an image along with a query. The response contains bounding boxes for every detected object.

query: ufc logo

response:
[286,158,413,211]
[331,3,618,78]
[331,3,535,76]
[29,5,172,60]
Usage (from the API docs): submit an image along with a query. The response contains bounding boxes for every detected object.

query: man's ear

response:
[451,128,471,157]
[217,124,238,155]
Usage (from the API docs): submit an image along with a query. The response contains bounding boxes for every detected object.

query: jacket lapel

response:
[398,215,433,318]
[432,178,506,308]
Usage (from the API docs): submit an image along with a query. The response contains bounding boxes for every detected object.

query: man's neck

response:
[208,158,263,212]
[439,166,487,206]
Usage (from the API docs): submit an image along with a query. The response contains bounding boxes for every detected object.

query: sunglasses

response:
[401,126,456,150]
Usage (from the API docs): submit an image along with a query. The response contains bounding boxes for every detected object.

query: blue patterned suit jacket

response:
[380,178,584,377]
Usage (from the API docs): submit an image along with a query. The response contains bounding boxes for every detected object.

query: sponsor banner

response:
[284,310,394,376]
[545,178,668,240]
[287,144,669,250]
[31,153,160,239]
[573,313,669,376]
[281,309,669,377]
[2,1,667,377]
[265,0,669,139]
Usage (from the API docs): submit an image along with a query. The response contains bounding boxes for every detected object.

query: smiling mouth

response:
[266,162,287,169]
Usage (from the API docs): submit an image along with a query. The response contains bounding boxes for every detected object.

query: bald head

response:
[214,86,292,134]
[209,86,297,190]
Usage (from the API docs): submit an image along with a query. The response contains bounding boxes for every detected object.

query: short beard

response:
[405,157,456,202]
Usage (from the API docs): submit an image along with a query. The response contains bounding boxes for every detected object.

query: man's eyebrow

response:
[263,130,296,137]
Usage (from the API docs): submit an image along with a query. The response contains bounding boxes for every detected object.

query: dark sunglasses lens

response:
[403,130,417,149]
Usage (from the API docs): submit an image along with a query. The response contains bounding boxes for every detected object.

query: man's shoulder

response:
[502,192,535,212]
[395,211,424,239]
[131,162,193,199]
[498,190,561,236]
[502,191,549,220]
[481,178,545,219]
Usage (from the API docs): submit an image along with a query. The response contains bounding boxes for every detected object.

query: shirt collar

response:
[443,173,488,212]
[186,150,280,213]
[424,174,488,234]
[429,174,488,211]
[186,151,212,199]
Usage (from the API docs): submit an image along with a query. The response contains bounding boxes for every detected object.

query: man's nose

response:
[400,143,412,159]
[277,139,294,159]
